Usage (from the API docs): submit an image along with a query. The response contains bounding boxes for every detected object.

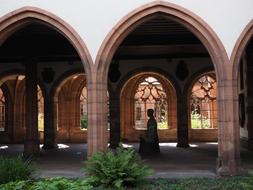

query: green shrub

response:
[84,146,153,189]
[0,156,36,184]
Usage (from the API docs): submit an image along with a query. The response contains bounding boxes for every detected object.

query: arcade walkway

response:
[1,143,253,178]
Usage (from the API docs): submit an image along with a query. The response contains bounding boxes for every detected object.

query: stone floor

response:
[0,142,253,178]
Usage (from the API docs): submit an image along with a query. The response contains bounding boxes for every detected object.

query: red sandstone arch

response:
[95,1,228,81]
[51,72,87,142]
[0,6,93,79]
[92,1,231,169]
[0,73,47,143]
[231,20,253,79]
[230,20,253,171]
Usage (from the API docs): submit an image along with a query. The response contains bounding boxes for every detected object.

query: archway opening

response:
[0,20,86,162]
[107,14,218,174]
[189,73,217,141]
[0,74,45,143]
[53,73,87,143]
[237,38,253,171]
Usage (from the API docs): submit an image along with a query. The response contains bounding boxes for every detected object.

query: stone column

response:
[109,89,120,149]
[87,72,108,156]
[24,58,40,156]
[177,94,189,148]
[43,93,56,149]
[216,77,244,176]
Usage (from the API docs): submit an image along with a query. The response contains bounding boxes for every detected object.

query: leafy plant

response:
[0,178,93,190]
[1,172,253,190]
[84,145,153,189]
[158,121,168,129]
[0,156,36,184]
[191,113,210,129]
[81,113,87,129]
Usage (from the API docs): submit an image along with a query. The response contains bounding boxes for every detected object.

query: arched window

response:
[37,86,44,132]
[190,75,217,129]
[0,87,6,132]
[80,86,87,130]
[134,76,168,130]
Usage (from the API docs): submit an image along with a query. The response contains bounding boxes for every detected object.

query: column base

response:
[23,140,40,158]
[109,143,119,149]
[42,143,56,150]
[216,158,247,176]
[177,142,189,148]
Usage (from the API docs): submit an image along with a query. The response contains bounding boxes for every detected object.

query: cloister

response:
[1,2,253,176]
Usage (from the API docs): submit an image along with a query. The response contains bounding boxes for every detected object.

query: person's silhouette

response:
[139,109,160,154]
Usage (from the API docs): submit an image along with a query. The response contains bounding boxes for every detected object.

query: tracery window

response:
[37,86,44,132]
[0,87,5,132]
[190,75,217,129]
[134,76,168,130]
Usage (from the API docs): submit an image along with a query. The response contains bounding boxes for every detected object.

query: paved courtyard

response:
[1,143,253,178]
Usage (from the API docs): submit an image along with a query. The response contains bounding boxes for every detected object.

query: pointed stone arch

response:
[0,6,94,156]
[230,20,253,175]
[231,20,253,79]
[95,1,228,79]
[91,1,243,176]
[0,6,93,79]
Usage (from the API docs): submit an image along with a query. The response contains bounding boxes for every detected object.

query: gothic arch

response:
[231,20,253,80]
[95,1,228,81]
[92,2,237,174]
[0,6,92,80]
[230,19,253,170]
[229,20,253,173]
[0,73,46,142]
[51,69,85,101]
[51,71,87,142]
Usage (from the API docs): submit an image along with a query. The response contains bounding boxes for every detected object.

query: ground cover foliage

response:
[1,174,253,190]
[1,148,253,190]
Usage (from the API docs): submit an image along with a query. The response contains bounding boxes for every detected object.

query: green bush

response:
[0,156,36,184]
[84,146,153,189]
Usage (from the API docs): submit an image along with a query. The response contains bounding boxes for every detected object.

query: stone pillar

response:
[87,72,108,156]
[177,94,189,148]
[216,77,244,176]
[109,89,120,149]
[24,59,40,156]
[43,94,56,149]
